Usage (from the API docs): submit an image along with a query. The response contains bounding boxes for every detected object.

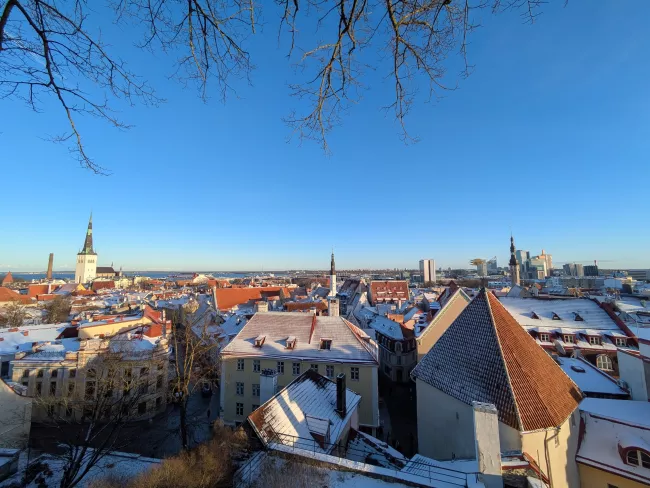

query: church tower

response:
[328,251,337,297]
[509,235,520,287]
[75,214,97,284]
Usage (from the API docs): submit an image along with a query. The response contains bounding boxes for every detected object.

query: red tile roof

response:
[28,284,51,297]
[0,287,32,304]
[91,281,115,291]
[412,289,582,431]
[214,287,291,311]
[369,280,409,305]
[284,301,328,312]
[1,272,14,285]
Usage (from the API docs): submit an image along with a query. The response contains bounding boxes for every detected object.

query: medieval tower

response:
[75,214,97,284]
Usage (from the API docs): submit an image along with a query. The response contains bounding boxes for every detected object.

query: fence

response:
[232,451,267,488]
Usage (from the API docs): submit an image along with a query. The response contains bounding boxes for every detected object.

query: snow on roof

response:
[366,314,404,340]
[0,450,160,488]
[248,370,361,455]
[500,297,621,331]
[221,312,378,364]
[402,454,478,479]
[0,323,68,354]
[556,357,627,396]
[345,429,407,470]
[578,399,650,485]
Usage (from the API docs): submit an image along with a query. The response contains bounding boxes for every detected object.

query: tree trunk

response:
[179,397,189,450]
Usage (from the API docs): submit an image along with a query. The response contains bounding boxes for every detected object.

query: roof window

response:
[570,365,586,373]
[254,335,266,348]
[552,312,562,321]
[573,313,584,322]
[531,312,540,320]
[286,336,297,349]
[319,339,332,350]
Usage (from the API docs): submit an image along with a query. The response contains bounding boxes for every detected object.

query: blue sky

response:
[2,2,649,272]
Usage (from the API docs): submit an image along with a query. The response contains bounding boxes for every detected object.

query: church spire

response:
[330,250,336,276]
[509,235,520,286]
[509,235,518,266]
[80,213,95,255]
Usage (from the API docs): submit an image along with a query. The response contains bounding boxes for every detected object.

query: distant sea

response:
[8,271,286,282]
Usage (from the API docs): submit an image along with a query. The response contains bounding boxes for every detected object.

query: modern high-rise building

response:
[419,259,436,284]
[563,263,584,278]
[476,262,488,276]
[75,214,97,284]
[584,265,599,277]
[487,258,498,273]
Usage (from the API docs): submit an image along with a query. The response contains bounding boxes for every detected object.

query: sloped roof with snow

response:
[556,357,627,397]
[416,287,470,339]
[0,323,69,354]
[221,312,378,364]
[412,289,583,431]
[248,370,361,455]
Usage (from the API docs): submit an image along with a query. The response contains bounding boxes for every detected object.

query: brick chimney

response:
[47,253,54,280]
[472,402,503,488]
[336,373,346,416]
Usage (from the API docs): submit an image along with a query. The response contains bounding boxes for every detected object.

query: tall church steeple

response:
[80,213,96,255]
[509,235,520,286]
[328,250,337,297]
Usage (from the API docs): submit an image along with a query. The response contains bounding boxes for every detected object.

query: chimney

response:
[328,297,340,317]
[47,253,54,280]
[212,286,218,311]
[256,301,269,313]
[472,402,503,488]
[336,373,346,416]
[260,368,278,404]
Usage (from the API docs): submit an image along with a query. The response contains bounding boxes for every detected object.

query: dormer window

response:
[615,337,627,347]
[573,313,584,322]
[626,449,650,469]
[531,312,540,320]
[564,335,575,344]
[552,312,562,321]
[588,336,601,346]
[538,333,550,342]
[319,339,332,350]
[254,335,266,348]
[286,336,297,349]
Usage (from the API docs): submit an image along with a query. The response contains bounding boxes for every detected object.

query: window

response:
[236,382,244,396]
[36,382,42,395]
[326,365,334,378]
[276,361,284,374]
[87,368,96,377]
[253,360,260,373]
[597,355,614,371]
[252,384,260,397]
[254,335,266,347]
[286,336,297,349]
[292,362,301,376]
[626,449,650,469]
[68,383,75,397]
[396,356,402,365]
[156,375,163,390]
[538,333,550,342]
[69,369,77,378]
[237,359,245,371]
[157,362,164,371]
[351,367,359,381]
[85,381,96,399]
[615,338,627,347]
[140,367,149,376]
[37,369,44,378]
[50,381,57,396]
[22,369,30,378]
[564,335,575,344]
[320,339,332,350]
[589,336,601,346]
[51,369,58,378]
[310,364,319,373]
[252,404,259,411]
[236,402,244,416]
[138,402,147,414]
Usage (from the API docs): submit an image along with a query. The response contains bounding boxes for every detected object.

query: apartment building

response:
[219,312,380,433]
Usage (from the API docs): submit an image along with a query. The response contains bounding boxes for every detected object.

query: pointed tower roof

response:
[1,271,13,285]
[330,251,336,276]
[509,235,518,267]
[412,289,582,431]
[79,214,96,255]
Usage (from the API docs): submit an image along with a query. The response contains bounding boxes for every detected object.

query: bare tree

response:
[169,299,222,450]
[0,300,27,327]
[28,346,162,488]
[1,0,544,171]
[44,296,72,323]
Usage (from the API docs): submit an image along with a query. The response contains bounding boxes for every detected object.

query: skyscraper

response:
[75,214,97,284]
[419,259,436,284]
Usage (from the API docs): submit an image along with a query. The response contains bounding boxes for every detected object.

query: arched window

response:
[596,355,613,371]
[626,449,650,469]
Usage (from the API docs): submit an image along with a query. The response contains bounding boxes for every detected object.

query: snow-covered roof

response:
[555,357,627,397]
[578,399,650,485]
[366,314,404,340]
[23,338,81,361]
[221,312,378,364]
[0,323,69,354]
[345,429,407,470]
[500,297,620,331]
[248,370,361,455]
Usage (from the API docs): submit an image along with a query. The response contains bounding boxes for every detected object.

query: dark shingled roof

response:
[411,289,583,431]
